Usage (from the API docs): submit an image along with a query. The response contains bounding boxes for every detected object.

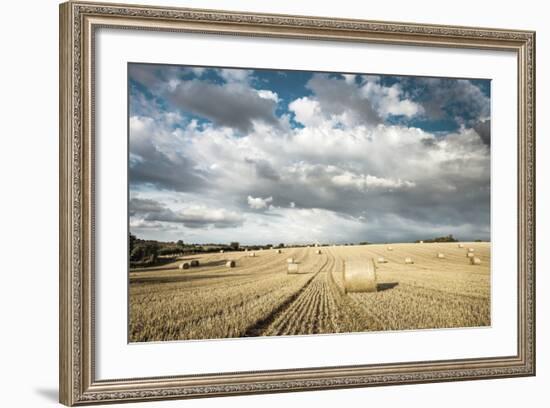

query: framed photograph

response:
[59,1,536,405]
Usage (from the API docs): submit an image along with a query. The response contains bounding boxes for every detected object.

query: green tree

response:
[129,233,137,256]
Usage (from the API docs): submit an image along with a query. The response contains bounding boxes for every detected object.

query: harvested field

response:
[129,242,491,342]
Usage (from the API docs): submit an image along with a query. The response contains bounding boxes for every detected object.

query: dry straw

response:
[287,257,294,263]
[468,248,475,252]
[387,246,393,251]
[458,244,464,248]
[405,257,414,264]
[343,259,377,293]
[249,252,256,257]
[377,256,387,263]
[316,249,322,254]
[287,262,299,274]
[190,260,199,267]
[470,257,482,265]
[226,260,236,268]
[179,262,190,270]
[437,253,445,259]
[467,252,475,258]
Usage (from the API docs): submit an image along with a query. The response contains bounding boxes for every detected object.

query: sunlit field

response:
[129,242,490,342]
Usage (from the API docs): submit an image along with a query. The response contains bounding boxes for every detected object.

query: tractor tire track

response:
[242,251,332,336]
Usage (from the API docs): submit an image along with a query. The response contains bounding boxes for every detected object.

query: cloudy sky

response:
[128,63,491,245]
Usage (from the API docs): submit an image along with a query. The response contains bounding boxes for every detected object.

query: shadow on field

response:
[130,259,228,273]
[196,260,229,268]
[377,282,399,291]
[130,272,251,285]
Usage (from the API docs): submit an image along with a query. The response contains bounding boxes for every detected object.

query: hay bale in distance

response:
[276,249,282,254]
[419,241,424,244]
[467,252,475,258]
[458,244,464,248]
[179,262,190,270]
[437,253,445,259]
[343,259,377,293]
[286,257,294,263]
[405,257,414,264]
[190,260,199,267]
[316,249,322,254]
[387,246,393,251]
[249,252,256,257]
[226,260,236,268]
[219,250,224,253]
[468,248,475,252]
[287,262,299,274]
[470,257,481,265]
[377,256,387,264]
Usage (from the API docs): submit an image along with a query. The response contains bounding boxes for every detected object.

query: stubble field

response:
[129,242,491,342]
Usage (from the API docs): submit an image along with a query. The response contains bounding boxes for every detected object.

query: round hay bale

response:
[287,262,299,274]
[286,257,294,263]
[219,250,224,253]
[387,246,393,251]
[249,252,256,257]
[419,241,424,244]
[468,248,475,252]
[276,249,282,254]
[343,259,377,293]
[244,248,248,252]
[377,256,387,264]
[316,249,322,254]
[437,253,445,259]
[467,252,475,258]
[179,262,190,270]
[470,257,481,265]
[405,257,414,264]
[226,260,236,268]
[190,260,199,267]
[458,244,464,248]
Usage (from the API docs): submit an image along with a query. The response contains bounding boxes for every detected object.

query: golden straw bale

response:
[343,259,377,293]
[287,262,299,274]
[470,257,482,265]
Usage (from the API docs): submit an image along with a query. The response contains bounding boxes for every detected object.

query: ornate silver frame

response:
[59,1,536,405]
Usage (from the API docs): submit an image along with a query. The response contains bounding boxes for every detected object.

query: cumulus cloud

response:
[169,80,280,133]
[128,64,491,243]
[405,77,490,128]
[360,78,423,118]
[130,197,244,229]
[128,116,208,192]
[247,196,273,210]
[304,74,382,127]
